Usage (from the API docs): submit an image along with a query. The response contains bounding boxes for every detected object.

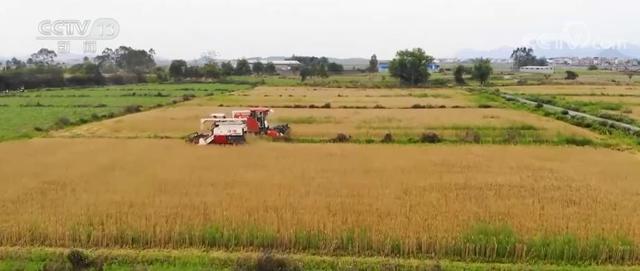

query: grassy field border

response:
[1,247,639,271]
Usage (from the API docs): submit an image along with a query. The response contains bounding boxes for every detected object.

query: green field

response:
[2,248,639,271]
[0,83,250,141]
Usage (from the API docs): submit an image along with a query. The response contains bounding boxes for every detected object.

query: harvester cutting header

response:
[187,108,290,145]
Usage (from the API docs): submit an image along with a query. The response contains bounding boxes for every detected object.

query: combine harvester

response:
[187,108,290,145]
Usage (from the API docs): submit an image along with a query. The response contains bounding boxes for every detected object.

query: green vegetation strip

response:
[1,247,639,271]
[3,224,639,266]
[467,88,640,150]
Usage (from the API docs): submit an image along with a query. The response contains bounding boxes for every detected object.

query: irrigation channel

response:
[500,93,640,133]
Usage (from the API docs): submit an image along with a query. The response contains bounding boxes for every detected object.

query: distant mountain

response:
[456,41,640,59]
[598,48,629,58]
[456,46,514,59]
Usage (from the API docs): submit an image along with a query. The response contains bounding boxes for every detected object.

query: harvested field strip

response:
[1,139,640,264]
[53,106,600,141]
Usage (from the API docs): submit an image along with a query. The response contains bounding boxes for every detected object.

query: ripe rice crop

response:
[195,86,474,108]
[0,139,639,264]
[53,106,598,141]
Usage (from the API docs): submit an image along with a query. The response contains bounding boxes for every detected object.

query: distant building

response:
[378,62,390,73]
[427,63,440,72]
[247,60,301,74]
[519,66,554,74]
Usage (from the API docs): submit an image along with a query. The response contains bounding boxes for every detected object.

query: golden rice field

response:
[191,86,474,108]
[4,85,640,265]
[1,138,640,262]
[54,105,598,140]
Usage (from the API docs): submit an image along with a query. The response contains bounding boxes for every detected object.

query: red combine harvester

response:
[187,108,290,145]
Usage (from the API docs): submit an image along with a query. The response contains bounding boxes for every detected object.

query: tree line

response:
[387,48,494,86]
[0,46,157,90]
[2,46,562,90]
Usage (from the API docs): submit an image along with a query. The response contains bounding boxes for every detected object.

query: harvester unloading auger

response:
[187,108,290,145]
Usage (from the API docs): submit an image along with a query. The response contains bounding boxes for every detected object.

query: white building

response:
[519,66,554,74]
[247,60,301,74]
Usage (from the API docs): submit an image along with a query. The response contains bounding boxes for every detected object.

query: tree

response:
[221,61,234,76]
[27,48,57,66]
[202,63,221,79]
[152,67,169,82]
[565,70,579,80]
[327,62,344,74]
[96,46,156,80]
[169,60,187,81]
[453,65,468,85]
[623,69,640,81]
[317,63,329,78]
[252,61,265,75]
[368,54,379,73]
[4,58,26,70]
[299,67,312,82]
[264,62,277,75]
[113,46,156,75]
[388,48,434,85]
[510,47,547,70]
[185,66,203,78]
[472,58,493,86]
[588,65,598,71]
[234,59,252,75]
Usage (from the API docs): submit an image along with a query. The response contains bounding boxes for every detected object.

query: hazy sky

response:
[1,0,638,59]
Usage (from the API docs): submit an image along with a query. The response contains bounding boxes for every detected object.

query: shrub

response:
[420,132,441,143]
[565,70,579,80]
[235,253,301,271]
[461,130,481,143]
[320,102,331,109]
[561,110,569,115]
[123,105,143,114]
[411,104,426,109]
[559,136,594,147]
[330,133,351,143]
[55,117,72,128]
[67,249,90,270]
[478,104,492,109]
[535,103,544,109]
[588,65,598,71]
[503,129,522,144]
[381,133,394,143]
[429,78,450,87]
[182,94,196,101]
[63,249,104,271]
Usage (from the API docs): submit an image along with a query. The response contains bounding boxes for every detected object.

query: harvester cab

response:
[187,108,289,145]
[233,108,290,138]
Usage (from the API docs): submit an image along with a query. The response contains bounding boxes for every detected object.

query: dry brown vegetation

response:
[0,139,639,262]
